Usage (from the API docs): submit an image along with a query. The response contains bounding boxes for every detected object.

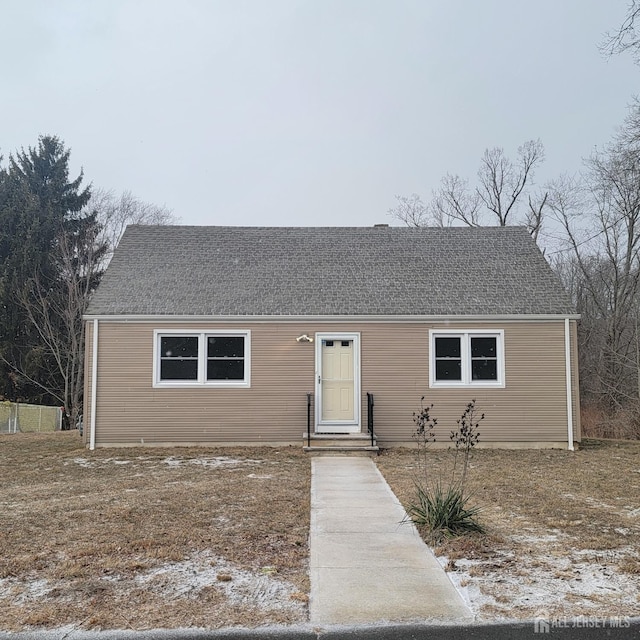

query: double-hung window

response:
[154,330,250,387]
[429,330,504,388]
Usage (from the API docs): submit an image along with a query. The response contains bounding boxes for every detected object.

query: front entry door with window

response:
[316,333,360,433]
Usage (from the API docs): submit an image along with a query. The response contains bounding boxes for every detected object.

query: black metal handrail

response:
[366,392,375,447]
[306,393,313,447]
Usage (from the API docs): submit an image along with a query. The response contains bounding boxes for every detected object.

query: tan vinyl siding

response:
[376,322,570,444]
[87,320,577,447]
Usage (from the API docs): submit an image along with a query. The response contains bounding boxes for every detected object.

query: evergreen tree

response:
[0,135,170,426]
[0,136,92,410]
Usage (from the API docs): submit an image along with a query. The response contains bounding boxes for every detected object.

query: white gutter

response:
[83,313,581,323]
[564,318,575,451]
[90,318,98,451]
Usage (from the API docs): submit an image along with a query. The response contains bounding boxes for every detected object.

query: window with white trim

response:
[154,331,250,387]
[429,330,504,387]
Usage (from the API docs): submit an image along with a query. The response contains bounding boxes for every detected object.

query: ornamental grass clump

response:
[407,398,485,541]
[409,482,485,536]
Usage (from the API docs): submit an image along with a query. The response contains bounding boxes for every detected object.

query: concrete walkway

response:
[309,456,473,626]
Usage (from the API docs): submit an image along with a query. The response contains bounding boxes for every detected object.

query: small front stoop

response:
[302,433,379,456]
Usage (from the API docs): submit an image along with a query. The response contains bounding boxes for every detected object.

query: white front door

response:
[316,333,360,433]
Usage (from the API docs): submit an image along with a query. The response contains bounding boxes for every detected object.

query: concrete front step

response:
[303,446,379,457]
[302,432,378,456]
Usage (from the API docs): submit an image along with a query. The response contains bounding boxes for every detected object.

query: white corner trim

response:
[565,318,575,451]
[89,318,98,451]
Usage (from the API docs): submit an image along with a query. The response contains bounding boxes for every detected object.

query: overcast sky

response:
[2,1,637,227]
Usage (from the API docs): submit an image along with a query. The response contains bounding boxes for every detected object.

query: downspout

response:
[564,318,575,451]
[90,319,98,451]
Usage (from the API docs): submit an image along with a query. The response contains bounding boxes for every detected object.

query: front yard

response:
[0,432,310,631]
[0,432,638,631]
[377,439,640,620]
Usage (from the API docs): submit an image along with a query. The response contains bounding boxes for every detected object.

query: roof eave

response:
[83,312,581,323]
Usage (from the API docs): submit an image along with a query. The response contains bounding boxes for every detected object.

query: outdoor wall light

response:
[296,334,314,343]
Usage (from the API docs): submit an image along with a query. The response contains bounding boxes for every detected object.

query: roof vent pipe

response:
[373,224,389,228]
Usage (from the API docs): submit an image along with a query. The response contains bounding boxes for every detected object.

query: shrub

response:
[407,398,485,540]
[407,481,485,541]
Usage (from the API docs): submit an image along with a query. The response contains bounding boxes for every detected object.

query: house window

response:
[207,336,245,381]
[160,336,199,380]
[154,331,250,387]
[470,336,498,381]
[430,330,504,388]
[434,336,462,381]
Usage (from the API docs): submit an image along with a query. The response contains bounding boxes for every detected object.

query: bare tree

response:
[476,140,545,227]
[388,193,430,227]
[601,1,640,62]
[90,188,178,264]
[8,190,178,426]
[390,140,548,238]
[430,174,481,227]
[13,218,107,426]
[526,192,548,245]
[548,115,640,409]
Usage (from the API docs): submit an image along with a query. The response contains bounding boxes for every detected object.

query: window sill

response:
[429,381,505,389]
[153,381,250,389]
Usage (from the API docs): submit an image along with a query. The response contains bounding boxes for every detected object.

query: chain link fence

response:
[0,402,63,434]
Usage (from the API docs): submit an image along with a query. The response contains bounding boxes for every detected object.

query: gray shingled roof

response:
[86,225,575,317]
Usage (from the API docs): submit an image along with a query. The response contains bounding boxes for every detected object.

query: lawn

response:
[0,432,310,631]
[1,432,639,631]
[377,439,640,620]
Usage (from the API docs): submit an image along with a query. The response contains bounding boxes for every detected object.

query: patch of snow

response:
[510,533,566,545]
[162,457,183,468]
[67,457,131,468]
[247,474,273,479]
[162,456,262,468]
[584,496,617,510]
[436,555,475,611]
[67,456,262,469]
[572,547,634,562]
[100,574,122,583]
[69,457,92,467]
[135,551,305,614]
[5,578,53,604]
[439,545,640,619]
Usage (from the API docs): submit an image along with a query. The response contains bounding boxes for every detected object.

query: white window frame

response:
[153,329,251,388]
[429,329,505,388]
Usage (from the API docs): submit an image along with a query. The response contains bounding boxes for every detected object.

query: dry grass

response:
[377,438,640,620]
[581,403,640,440]
[0,432,310,631]
[4,431,640,629]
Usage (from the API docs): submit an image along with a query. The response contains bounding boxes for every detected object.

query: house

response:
[83,225,580,450]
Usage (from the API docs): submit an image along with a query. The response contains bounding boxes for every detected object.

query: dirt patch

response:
[376,438,640,620]
[0,432,310,631]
